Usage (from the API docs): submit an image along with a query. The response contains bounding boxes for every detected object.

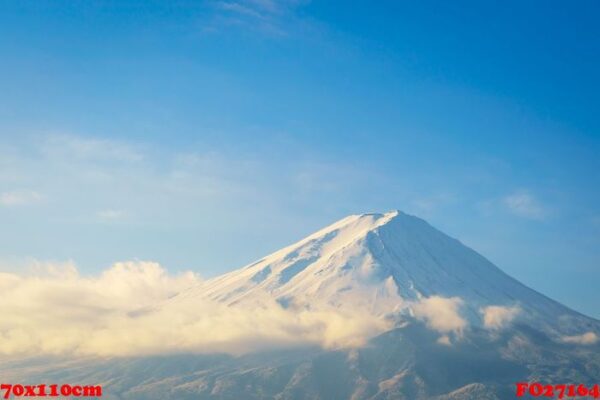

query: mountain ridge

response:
[173,210,598,338]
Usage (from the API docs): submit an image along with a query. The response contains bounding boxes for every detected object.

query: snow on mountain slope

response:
[173,211,598,337]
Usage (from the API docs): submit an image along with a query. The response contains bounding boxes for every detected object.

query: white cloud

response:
[436,335,452,346]
[561,332,598,345]
[219,2,266,19]
[412,296,466,334]
[410,193,456,217]
[0,261,391,357]
[41,134,143,163]
[480,305,520,330]
[503,191,546,220]
[97,209,127,222]
[218,0,300,16]
[0,190,43,206]
[210,0,306,35]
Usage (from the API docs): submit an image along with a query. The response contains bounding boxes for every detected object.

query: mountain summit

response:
[178,210,596,338]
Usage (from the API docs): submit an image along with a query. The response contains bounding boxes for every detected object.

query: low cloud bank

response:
[0,261,391,357]
[1,261,497,357]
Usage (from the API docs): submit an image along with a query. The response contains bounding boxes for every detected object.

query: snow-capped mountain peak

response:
[176,211,597,336]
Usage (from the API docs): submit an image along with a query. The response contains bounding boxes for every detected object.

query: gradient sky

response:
[0,1,599,318]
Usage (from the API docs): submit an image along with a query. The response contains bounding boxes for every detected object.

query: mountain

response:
[3,211,599,400]
[175,210,595,337]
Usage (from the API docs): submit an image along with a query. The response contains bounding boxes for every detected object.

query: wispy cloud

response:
[410,193,456,217]
[40,134,144,163]
[209,0,308,35]
[561,332,598,345]
[503,191,546,220]
[0,133,385,251]
[0,190,43,206]
[411,296,466,334]
[97,209,127,222]
[217,0,302,17]
[218,2,266,19]
[480,305,520,330]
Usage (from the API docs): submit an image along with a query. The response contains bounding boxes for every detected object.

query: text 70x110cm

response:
[1,384,102,398]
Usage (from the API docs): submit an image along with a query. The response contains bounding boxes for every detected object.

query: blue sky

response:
[0,1,599,318]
